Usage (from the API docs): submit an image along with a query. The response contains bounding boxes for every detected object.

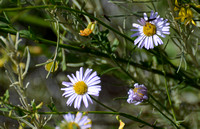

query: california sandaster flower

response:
[131,10,170,49]
[61,67,101,109]
[127,83,148,105]
[56,112,92,129]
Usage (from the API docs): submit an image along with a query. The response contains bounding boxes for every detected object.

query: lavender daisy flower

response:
[127,83,148,105]
[56,112,92,129]
[61,67,101,109]
[131,10,170,49]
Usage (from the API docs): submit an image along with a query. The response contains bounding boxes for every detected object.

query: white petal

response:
[67,75,76,84]
[137,36,146,48]
[87,77,100,86]
[134,101,142,105]
[76,71,80,81]
[131,32,140,37]
[83,69,92,81]
[67,94,77,106]
[83,95,89,108]
[132,23,141,28]
[85,71,97,84]
[62,81,73,87]
[74,95,82,109]
[75,112,82,123]
[131,29,139,31]
[79,116,88,125]
[144,37,150,49]
[63,91,74,98]
[72,74,78,82]
[153,35,158,46]
[79,67,83,81]
[86,94,93,104]
[149,36,154,49]
[157,36,163,45]
[143,13,148,21]
[134,34,145,45]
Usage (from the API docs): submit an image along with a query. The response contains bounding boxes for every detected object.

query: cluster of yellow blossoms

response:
[174,0,196,25]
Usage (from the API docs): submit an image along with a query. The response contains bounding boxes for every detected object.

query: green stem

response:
[149,94,173,118]
[90,96,116,112]
[39,111,162,128]
[164,75,177,122]
[148,101,179,129]
[2,100,162,128]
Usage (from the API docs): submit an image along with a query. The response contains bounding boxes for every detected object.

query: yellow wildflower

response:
[185,8,196,25]
[44,59,58,72]
[175,7,187,22]
[116,115,125,129]
[175,7,196,26]
[79,21,96,36]
[174,0,180,11]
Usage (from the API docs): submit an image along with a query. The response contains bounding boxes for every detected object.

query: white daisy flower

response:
[56,112,92,129]
[61,67,101,109]
[131,10,170,49]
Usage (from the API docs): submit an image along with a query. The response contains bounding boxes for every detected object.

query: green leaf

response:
[31,100,36,111]
[111,38,119,52]
[0,16,9,24]
[3,90,9,102]
[100,67,120,76]
[0,23,9,28]
[19,30,31,37]
[0,108,9,112]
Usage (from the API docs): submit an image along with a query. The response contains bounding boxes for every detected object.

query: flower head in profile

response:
[61,67,101,109]
[56,112,92,129]
[127,83,148,105]
[131,10,170,49]
[79,22,96,36]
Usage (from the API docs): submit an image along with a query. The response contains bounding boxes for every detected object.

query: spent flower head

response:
[131,10,170,49]
[56,112,92,129]
[79,22,96,36]
[61,67,101,109]
[127,83,148,105]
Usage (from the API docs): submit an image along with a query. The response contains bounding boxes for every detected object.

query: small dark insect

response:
[146,18,156,22]
[104,15,111,22]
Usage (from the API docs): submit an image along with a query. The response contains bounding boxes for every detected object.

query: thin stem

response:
[148,100,179,129]
[149,94,173,117]
[164,75,177,122]
[2,100,161,128]
[90,96,116,112]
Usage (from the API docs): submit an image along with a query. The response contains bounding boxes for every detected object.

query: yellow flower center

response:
[143,22,156,36]
[73,81,88,95]
[133,88,144,96]
[60,122,80,129]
